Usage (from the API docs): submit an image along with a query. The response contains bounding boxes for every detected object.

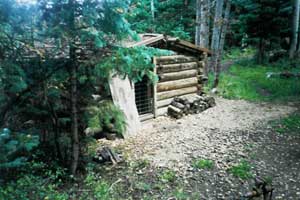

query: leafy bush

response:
[0,128,39,170]
[86,101,126,137]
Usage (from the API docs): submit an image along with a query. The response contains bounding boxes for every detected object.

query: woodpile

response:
[167,94,216,119]
[93,146,123,165]
[154,55,206,117]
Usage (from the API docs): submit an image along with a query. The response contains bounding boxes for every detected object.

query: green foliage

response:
[207,62,300,101]
[223,47,256,61]
[0,128,39,170]
[192,159,214,170]
[127,0,195,41]
[172,188,189,200]
[130,159,150,169]
[86,101,126,137]
[159,169,176,183]
[96,46,172,83]
[0,174,69,200]
[0,61,27,93]
[228,161,253,180]
[135,181,151,191]
[83,171,111,200]
[233,0,289,62]
[271,114,300,134]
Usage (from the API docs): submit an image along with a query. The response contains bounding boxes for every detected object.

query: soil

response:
[98,97,300,199]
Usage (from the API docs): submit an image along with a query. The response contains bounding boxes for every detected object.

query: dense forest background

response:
[1,0,300,199]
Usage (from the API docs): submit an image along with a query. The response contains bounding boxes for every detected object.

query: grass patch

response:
[223,47,256,61]
[207,63,300,101]
[159,169,176,183]
[172,188,189,200]
[228,161,253,180]
[192,159,214,170]
[271,114,300,134]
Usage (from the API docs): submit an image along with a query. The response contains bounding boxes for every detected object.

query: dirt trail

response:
[100,97,300,199]
[119,98,295,168]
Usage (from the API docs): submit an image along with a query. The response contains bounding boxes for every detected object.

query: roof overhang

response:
[125,33,212,56]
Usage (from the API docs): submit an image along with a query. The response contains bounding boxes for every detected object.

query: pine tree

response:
[289,0,300,58]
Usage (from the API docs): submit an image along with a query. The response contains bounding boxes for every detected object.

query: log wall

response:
[153,55,204,117]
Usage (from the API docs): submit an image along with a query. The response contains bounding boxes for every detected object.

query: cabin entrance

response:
[134,76,154,118]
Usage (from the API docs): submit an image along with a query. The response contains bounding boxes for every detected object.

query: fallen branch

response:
[243,177,274,200]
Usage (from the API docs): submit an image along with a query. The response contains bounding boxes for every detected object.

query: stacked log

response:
[154,55,206,117]
[167,94,216,119]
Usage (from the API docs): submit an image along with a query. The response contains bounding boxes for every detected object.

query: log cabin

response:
[125,34,212,122]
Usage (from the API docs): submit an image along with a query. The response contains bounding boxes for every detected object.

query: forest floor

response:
[97,97,300,199]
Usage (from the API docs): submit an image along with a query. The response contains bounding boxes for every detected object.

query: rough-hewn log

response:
[157,86,198,100]
[157,62,198,73]
[156,107,168,117]
[139,113,154,122]
[168,105,184,119]
[159,69,198,82]
[171,101,185,110]
[166,94,216,119]
[156,55,198,65]
[157,77,198,92]
[157,98,174,108]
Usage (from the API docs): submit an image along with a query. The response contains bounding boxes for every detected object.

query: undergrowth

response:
[271,114,300,134]
[192,159,214,170]
[223,48,256,61]
[228,161,253,180]
[207,59,300,101]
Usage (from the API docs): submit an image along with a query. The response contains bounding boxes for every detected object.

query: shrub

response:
[0,128,39,170]
[86,101,126,137]
[0,174,69,200]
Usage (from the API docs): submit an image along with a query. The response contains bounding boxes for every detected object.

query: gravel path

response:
[99,97,300,199]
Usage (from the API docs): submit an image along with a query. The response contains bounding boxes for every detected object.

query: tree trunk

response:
[213,0,231,88]
[69,0,79,175]
[195,0,201,46]
[257,37,265,64]
[210,0,224,73]
[151,0,155,21]
[290,0,300,58]
[200,0,210,48]
[70,54,79,175]
[201,0,211,77]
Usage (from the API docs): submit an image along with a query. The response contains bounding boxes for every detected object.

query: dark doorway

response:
[134,76,154,116]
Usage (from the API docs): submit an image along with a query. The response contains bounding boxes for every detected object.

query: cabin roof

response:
[125,33,212,56]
